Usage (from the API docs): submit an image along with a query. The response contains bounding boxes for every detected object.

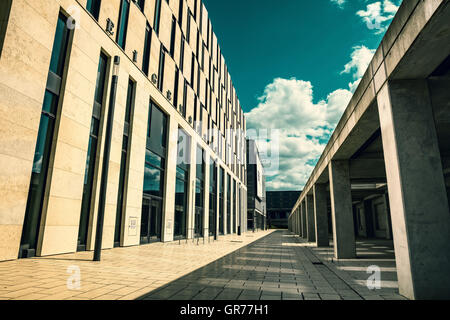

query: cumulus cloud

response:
[246,44,378,191]
[341,45,375,91]
[245,78,353,191]
[357,0,400,34]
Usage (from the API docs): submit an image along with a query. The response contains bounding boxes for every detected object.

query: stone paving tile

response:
[1,230,409,300]
[0,231,272,300]
[138,231,407,301]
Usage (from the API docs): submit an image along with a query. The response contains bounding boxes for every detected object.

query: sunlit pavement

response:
[139,230,407,300]
[0,230,273,300]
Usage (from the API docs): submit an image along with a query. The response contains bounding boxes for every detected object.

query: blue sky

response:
[203,0,403,191]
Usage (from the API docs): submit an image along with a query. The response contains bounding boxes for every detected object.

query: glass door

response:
[149,198,162,241]
[141,197,162,244]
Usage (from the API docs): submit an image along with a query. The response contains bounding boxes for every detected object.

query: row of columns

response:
[288,80,450,299]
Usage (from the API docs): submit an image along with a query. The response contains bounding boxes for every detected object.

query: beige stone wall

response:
[0,0,248,261]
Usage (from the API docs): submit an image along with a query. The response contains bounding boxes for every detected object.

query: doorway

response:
[140,196,162,244]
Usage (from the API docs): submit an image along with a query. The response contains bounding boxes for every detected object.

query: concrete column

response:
[306,195,316,242]
[313,183,329,247]
[328,160,356,259]
[301,201,307,238]
[377,80,450,300]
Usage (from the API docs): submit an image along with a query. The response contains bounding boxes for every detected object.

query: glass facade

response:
[78,52,108,251]
[209,158,216,236]
[86,0,101,20]
[219,167,224,235]
[195,146,204,237]
[114,78,135,247]
[174,128,190,239]
[227,173,231,234]
[142,23,151,76]
[19,13,71,258]
[141,102,167,244]
[154,0,162,35]
[116,0,130,49]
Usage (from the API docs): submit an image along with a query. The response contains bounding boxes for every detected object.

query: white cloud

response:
[357,0,400,34]
[330,0,346,9]
[341,45,375,91]
[245,78,352,191]
[246,45,378,191]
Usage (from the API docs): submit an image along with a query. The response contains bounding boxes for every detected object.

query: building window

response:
[154,0,162,35]
[135,0,145,12]
[78,52,109,252]
[19,12,71,259]
[173,67,179,109]
[141,102,167,244]
[179,36,185,72]
[169,16,176,58]
[157,46,165,91]
[186,10,191,44]
[233,179,237,233]
[182,80,187,118]
[114,78,135,247]
[86,0,101,20]
[195,146,205,237]
[174,128,191,239]
[142,23,152,76]
[227,173,231,234]
[116,0,130,49]
[219,167,224,235]
[209,158,217,236]
[178,0,183,28]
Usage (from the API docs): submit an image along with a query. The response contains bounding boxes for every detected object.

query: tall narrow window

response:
[219,167,225,235]
[173,67,179,109]
[179,36,185,73]
[175,129,190,239]
[114,79,135,247]
[157,46,165,91]
[209,158,217,236]
[86,0,101,20]
[136,0,145,12]
[195,147,205,237]
[142,23,152,76]
[19,13,71,259]
[190,54,195,86]
[117,0,130,49]
[233,179,237,233]
[182,80,187,118]
[141,102,167,244]
[154,0,162,35]
[78,52,109,252]
[169,16,176,58]
[186,11,191,44]
[227,173,231,234]
[178,0,183,28]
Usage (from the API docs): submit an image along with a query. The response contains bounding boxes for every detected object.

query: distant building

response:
[246,140,266,231]
[267,191,301,229]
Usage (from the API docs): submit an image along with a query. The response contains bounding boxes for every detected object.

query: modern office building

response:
[288,0,450,300]
[266,191,300,229]
[0,0,248,261]
[246,139,266,231]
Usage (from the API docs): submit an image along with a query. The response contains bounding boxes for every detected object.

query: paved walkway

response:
[0,231,273,300]
[139,230,407,300]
